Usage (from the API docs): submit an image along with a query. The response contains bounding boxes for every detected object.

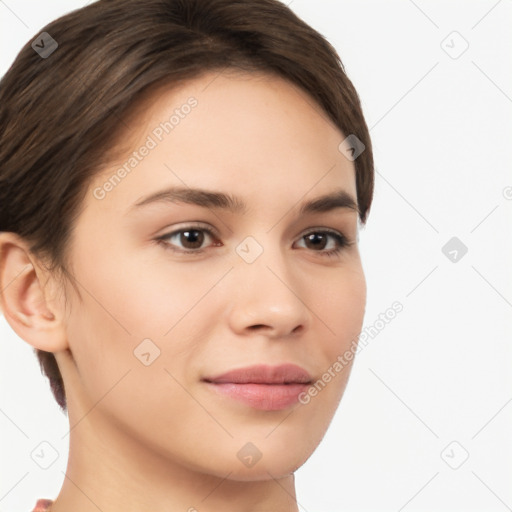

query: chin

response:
[210,435,314,482]
[219,455,308,482]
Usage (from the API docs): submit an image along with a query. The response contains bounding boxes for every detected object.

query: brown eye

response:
[179,229,205,249]
[157,226,218,253]
[295,229,350,257]
[303,232,329,250]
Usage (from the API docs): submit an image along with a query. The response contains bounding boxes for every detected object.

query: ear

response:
[0,232,68,352]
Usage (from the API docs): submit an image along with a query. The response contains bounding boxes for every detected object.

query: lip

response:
[203,364,313,385]
[202,364,313,411]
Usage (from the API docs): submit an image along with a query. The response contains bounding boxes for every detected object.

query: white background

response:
[1,1,511,511]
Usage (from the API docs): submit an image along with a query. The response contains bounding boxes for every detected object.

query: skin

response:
[0,70,366,512]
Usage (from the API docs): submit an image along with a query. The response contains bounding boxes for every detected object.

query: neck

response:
[51,407,300,512]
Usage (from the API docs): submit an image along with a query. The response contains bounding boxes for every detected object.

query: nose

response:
[226,244,312,339]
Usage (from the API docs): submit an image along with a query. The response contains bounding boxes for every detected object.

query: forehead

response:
[90,69,356,211]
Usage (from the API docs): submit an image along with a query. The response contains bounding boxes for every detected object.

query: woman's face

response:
[56,70,366,480]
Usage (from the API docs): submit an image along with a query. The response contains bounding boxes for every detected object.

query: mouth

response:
[202,364,313,411]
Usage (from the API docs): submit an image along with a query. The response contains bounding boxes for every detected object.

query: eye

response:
[155,225,352,257]
[156,224,220,254]
[294,229,351,258]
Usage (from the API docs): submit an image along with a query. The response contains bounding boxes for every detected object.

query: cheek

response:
[110,252,228,338]
[296,268,366,423]
[70,246,220,342]
[63,288,132,398]
[62,255,224,402]
[63,279,205,445]
[317,265,367,353]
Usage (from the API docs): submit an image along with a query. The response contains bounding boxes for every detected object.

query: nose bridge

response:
[227,233,311,336]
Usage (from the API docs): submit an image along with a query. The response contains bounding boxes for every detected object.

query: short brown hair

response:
[0,0,374,412]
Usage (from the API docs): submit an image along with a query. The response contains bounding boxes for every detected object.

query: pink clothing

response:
[31,499,53,512]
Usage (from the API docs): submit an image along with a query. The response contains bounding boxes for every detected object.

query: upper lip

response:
[202,364,313,384]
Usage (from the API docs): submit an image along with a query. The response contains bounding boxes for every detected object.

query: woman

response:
[0,0,374,511]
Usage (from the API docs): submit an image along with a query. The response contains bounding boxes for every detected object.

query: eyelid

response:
[157,221,220,239]
[301,226,344,236]
[298,226,353,243]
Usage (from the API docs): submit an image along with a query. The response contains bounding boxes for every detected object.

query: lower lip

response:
[204,382,310,411]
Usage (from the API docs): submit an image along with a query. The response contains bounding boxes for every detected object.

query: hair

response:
[0,0,374,412]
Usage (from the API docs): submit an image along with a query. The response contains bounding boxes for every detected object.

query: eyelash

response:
[155,224,353,258]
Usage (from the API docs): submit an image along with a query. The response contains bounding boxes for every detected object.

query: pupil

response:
[181,230,204,249]
[306,233,326,250]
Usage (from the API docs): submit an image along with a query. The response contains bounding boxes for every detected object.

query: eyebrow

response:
[130,186,359,216]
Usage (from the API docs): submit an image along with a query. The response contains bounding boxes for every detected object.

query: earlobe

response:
[0,232,68,353]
